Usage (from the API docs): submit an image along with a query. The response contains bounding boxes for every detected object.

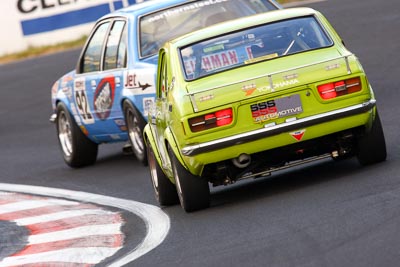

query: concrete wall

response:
[0,0,145,56]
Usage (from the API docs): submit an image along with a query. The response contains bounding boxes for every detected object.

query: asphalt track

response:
[1,0,400,266]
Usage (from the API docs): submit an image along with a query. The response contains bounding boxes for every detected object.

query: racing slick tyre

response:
[356,110,387,165]
[56,102,98,168]
[168,147,210,212]
[147,141,179,206]
[124,101,148,166]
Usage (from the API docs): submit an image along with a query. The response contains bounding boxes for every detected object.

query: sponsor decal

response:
[251,94,303,123]
[245,45,254,59]
[257,79,300,93]
[183,49,239,75]
[124,71,155,95]
[290,129,306,141]
[198,95,214,102]
[325,63,341,71]
[114,119,126,126]
[18,0,136,35]
[201,49,239,72]
[242,83,257,96]
[183,57,196,76]
[114,119,127,132]
[145,0,228,23]
[62,86,73,100]
[94,76,116,120]
[245,53,278,64]
[143,97,154,116]
[61,75,74,87]
[125,73,152,90]
[74,77,95,125]
[283,73,298,80]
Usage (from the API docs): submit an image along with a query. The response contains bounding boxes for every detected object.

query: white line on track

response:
[28,223,123,244]
[0,183,170,267]
[0,199,79,214]
[15,208,114,225]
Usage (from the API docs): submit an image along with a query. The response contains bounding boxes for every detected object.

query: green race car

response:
[144,7,387,212]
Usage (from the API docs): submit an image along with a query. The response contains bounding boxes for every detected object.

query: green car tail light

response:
[318,77,362,100]
[189,108,233,132]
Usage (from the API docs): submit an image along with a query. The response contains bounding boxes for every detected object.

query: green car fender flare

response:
[143,124,189,177]
[164,127,187,169]
[143,124,161,163]
[164,127,186,162]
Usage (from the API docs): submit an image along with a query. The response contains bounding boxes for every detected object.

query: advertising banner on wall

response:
[0,0,145,56]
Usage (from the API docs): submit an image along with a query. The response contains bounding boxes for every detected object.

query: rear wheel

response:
[147,141,179,206]
[169,147,210,212]
[124,101,147,165]
[356,110,387,165]
[56,102,98,168]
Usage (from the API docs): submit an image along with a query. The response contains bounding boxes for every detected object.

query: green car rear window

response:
[180,16,333,80]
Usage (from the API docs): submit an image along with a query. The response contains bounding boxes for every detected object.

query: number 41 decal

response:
[74,78,95,124]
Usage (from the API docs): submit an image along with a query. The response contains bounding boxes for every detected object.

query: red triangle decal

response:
[290,130,306,141]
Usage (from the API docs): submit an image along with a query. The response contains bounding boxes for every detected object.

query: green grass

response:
[0,36,87,64]
[0,0,304,64]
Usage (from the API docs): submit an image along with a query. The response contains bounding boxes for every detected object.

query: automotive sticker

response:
[290,129,306,141]
[198,94,214,102]
[183,57,196,76]
[283,73,298,80]
[201,49,239,72]
[143,97,154,117]
[183,49,240,76]
[61,75,73,87]
[245,41,263,60]
[251,94,303,123]
[245,53,278,64]
[114,119,127,132]
[124,70,155,94]
[325,63,341,71]
[145,0,229,23]
[62,86,73,100]
[242,83,257,96]
[245,45,254,59]
[94,76,115,120]
[257,79,300,93]
[74,77,95,125]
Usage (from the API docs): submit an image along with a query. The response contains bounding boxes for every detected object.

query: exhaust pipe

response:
[232,154,251,168]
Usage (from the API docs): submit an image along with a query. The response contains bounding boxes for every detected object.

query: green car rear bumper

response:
[182,99,376,157]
